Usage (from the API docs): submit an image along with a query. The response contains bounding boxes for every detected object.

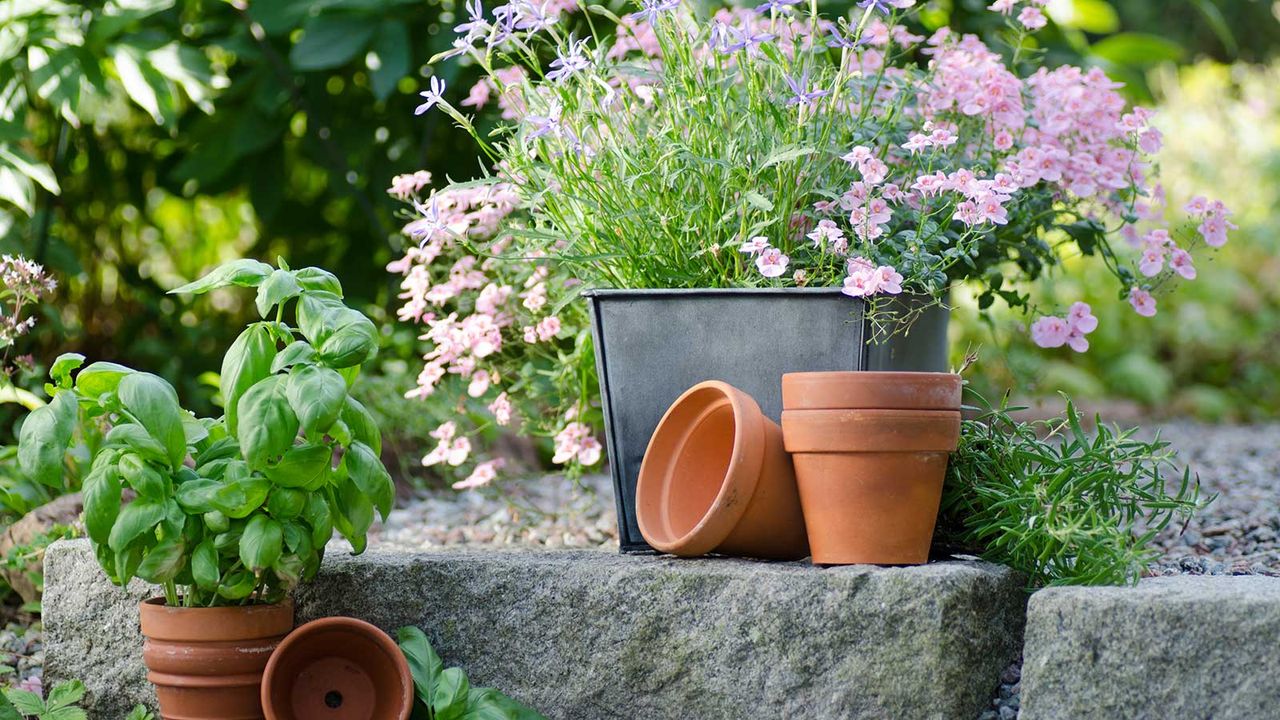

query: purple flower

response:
[630,0,680,24]
[514,0,557,32]
[754,0,800,14]
[414,76,447,115]
[454,0,488,38]
[856,0,898,14]
[783,71,830,107]
[525,101,564,140]
[547,37,591,83]
[406,197,453,243]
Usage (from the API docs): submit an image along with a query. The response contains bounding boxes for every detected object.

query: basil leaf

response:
[104,423,169,464]
[286,364,346,435]
[328,478,372,553]
[294,267,343,296]
[304,493,333,547]
[255,268,303,318]
[108,500,166,552]
[397,627,444,706]
[342,397,382,455]
[266,487,306,519]
[345,441,393,521]
[136,536,186,583]
[240,514,283,571]
[74,361,135,399]
[170,258,273,295]
[50,353,86,389]
[317,317,378,368]
[221,324,277,436]
[192,540,219,590]
[432,667,470,720]
[118,373,187,469]
[270,341,316,373]
[82,464,123,545]
[215,477,271,519]
[175,479,220,513]
[217,570,255,600]
[17,390,77,487]
[237,376,299,469]
[263,444,331,489]
[118,453,169,500]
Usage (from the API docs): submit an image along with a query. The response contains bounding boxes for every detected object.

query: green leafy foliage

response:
[939,390,1205,587]
[15,259,390,607]
[2,679,87,720]
[397,627,547,720]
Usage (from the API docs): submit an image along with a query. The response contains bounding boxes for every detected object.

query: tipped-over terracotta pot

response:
[636,380,809,559]
[261,617,413,720]
[781,371,962,566]
[140,597,294,720]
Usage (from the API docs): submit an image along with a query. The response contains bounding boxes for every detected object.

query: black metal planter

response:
[585,288,950,553]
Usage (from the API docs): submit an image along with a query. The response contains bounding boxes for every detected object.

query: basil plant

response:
[20,259,392,607]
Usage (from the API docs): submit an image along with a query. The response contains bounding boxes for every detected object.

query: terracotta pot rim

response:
[637,381,766,555]
[261,616,414,720]
[140,597,295,642]
[782,371,962,411]
[782,409,961,453]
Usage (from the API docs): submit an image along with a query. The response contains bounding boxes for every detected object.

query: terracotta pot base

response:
[793,452,950,565]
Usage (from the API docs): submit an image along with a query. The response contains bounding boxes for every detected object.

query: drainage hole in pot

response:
[325,691,344,709]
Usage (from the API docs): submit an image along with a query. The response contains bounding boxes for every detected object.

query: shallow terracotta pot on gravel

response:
[781,372,962,566]
[140,597,294,720]
[636,380,809,560]
[261,616,413,720]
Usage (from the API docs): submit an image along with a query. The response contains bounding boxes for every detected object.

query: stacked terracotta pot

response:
[781,372,962,565]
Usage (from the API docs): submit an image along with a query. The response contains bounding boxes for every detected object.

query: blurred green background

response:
[2,0,1279,479]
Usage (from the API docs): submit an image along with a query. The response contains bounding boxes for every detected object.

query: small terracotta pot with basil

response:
[20,260,395,717]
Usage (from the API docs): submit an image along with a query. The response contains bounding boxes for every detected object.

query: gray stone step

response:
[44,538,1024,719]
[1021,576,1280,720]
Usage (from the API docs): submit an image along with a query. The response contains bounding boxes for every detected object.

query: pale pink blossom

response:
[536,316,562,341]
[1169,248,1196,279]
[489,392,513,425]
[1018,6,1047,30]
[453,459,506,490]
[468,370,491,398]
[1128,287,1158,317]
[1198,213,1236,247]
[756,247,790,278]
[739,236,770,254]
[1031,316,1070,348]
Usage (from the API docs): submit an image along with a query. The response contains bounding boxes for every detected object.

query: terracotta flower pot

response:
[261,617,413,720]
[140,597,294,720]
[636,380,809,559]
[782,371,962,411]
[781,371,963,566]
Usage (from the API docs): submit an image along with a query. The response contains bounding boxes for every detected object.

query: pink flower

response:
[1198,213,1236,248]
[1067,302,1098,333]
[1183,196,1209,216]
[756,247,790,278]
[1128,287,1157,317]
[1018,6,1047,30]
[1169,248,1196,279]
[467,369,491,398]
[1031,316,1070,348]
[841,145,873,166]
[806,219,847,252]
[1139,247,1165,277]
[902,134,932,153]
[453,459,506,490]
[461,80,492,109]
[989,0,1017,14]
[553,421,603,465]
[872,266,904,294]
[739,236,770,254]
[1137,127,1163,154]
[489,392,513,425]
[536,316,562,341]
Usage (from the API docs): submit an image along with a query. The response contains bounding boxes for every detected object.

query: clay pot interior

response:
[637,381,808,559]
[262,617,413,720]
[641,392,737,547]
